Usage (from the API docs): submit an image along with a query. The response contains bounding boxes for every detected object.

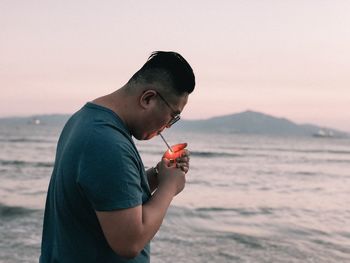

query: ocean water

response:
[0,122,350,262]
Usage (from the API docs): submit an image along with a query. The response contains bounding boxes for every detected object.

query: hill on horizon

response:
[174,110,348,137]
[0,110,348,137]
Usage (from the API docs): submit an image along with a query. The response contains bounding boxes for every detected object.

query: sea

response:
[0,120,350,263]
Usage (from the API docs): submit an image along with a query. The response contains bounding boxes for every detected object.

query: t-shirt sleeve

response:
[76,130,143,211]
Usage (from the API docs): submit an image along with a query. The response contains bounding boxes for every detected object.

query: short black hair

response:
[130,51,195,94]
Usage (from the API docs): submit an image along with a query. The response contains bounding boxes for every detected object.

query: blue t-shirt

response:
[40,103,151,262]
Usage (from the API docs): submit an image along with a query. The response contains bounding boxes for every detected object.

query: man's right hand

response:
[157,158,186,196]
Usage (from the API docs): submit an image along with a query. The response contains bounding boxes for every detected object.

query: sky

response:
[1,0,350,131]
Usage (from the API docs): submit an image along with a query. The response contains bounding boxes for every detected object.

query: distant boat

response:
[312,129,334,138]
[28,118,41,125]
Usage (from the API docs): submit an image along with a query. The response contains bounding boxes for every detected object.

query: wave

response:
[190,148,350,160]
[194,206,285,217]
[221,232,264,249]
[139,149,241,158]
[138,149,161,155]
[191,151,241,158]
[165,206,266,249]
[0,159,54,168]
[137,145,350,160]
[0,138,55,143]
[294,171,318,176]
[223,145,350,156]
[268,147,350,155]
[325,159,350,163]
[0,203,39,218]
[140,148,350,159]
[166,205,272,224]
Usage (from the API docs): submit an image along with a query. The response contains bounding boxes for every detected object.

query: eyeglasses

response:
[156,92,181,128]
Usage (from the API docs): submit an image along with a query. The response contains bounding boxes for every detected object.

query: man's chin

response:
[141,132,157,141]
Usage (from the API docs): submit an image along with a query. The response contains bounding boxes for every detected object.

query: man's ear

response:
[140,89,157,109]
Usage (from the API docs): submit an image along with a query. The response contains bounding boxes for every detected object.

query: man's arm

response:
[96,159,185,259]
[146,166,159,193]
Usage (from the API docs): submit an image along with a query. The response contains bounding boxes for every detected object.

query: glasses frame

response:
[156,92,181,128]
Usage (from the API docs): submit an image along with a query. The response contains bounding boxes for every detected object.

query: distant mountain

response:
[173,110,349,137]
[0,111,348,137]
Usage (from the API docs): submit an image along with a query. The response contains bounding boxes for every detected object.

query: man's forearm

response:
[140,184,175,240]
[146,167,158,193]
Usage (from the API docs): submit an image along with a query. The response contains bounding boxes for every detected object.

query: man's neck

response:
[92,88,131,129]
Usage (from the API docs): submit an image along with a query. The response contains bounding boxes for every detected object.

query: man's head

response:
[124,51,195,140]
[129,51,195,96]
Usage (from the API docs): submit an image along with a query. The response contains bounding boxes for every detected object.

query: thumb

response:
[161,158,171,167]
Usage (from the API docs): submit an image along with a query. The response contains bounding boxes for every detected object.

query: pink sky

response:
[1,1,350,131]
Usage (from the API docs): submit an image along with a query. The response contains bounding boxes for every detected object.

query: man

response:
[40,51,195,262]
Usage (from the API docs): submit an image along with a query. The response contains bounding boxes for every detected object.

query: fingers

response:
[181,149,190,158]
[162,144,190,174]
[160,156,189,174]
[161,158,171,167]
[176,162,189,173]
[175,156,189,164]
[176,150,190,162]
[175,151,190,173]
[162,158,178,168]
[162,154,190,171]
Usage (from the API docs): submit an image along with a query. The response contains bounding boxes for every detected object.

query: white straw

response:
[158,132,173,153]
